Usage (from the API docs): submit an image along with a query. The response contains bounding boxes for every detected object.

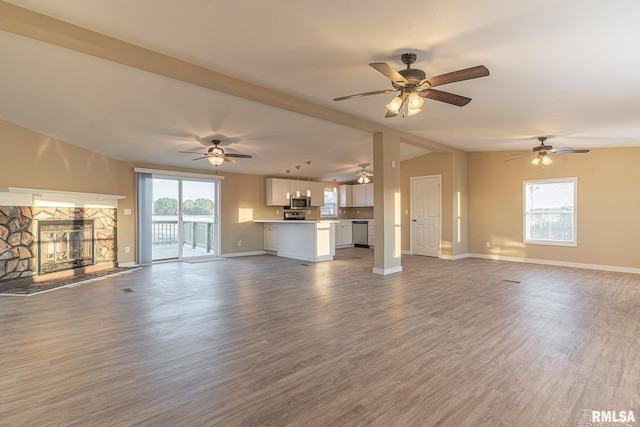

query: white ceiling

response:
[2,0,640,181]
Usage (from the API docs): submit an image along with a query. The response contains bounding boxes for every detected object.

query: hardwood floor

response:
[1,248,639,426]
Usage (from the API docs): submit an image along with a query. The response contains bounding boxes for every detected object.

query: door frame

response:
[133,167,224,265]
[409,175,442,257]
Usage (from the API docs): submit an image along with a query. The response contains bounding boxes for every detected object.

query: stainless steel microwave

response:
[288,196,311,209]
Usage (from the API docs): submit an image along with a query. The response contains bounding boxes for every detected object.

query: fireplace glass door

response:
[39,220,95,274]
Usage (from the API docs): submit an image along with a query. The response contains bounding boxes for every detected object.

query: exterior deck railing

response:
[152,220,216,254]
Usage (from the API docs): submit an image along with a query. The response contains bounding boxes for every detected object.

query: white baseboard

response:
[401,250,412,255]
[221,250,267,258]
[117,262,138,267]
[439,253,470,260]
[372,266,403,275]
[468,253,640,275]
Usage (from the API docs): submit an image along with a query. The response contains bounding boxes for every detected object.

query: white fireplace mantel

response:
[0,187,126,209]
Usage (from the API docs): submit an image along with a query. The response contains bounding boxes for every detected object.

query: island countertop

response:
[254,220,337,262]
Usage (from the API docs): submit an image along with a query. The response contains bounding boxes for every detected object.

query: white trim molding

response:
[439,253,470,261]
[373,266,403,275]
[469,253,640,275]
[133,167,225,181]
[221,251,267,258]
[0,187,126,208]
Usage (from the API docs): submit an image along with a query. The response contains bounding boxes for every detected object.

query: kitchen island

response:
[253,220,337,262]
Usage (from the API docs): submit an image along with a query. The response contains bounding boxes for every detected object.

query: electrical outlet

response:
[125,246,130,253]
[237,240,242,246]
[276,209,279,215]
[124,208,131,215]
[486,242,491,248]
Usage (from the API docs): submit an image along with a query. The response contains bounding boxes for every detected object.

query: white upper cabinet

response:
[352,184,366,207]
[266,178,325,206]
[339,183,374,207]
[365,183,374,206]
[266,178,290,206]
[339,184,352,208]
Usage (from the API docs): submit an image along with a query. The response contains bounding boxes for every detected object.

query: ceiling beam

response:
[0,1,457,154]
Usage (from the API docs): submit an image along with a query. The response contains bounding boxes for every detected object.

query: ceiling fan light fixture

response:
[208,156,224,166]
[407,92,424,108]
[541,154,552,166]
[407,105,422,116]
[531,156,540,166]
[386,95,403,114]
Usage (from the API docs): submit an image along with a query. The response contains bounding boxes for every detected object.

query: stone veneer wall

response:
[0,206,117,282]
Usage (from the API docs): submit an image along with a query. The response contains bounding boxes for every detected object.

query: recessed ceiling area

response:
[1,0,639,181]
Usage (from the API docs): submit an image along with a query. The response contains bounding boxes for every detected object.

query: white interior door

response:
[411,175,441,257]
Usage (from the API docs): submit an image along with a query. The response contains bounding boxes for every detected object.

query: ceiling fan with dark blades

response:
[333,53,489,118]
[506,136,590,167]
[179,139,252,166]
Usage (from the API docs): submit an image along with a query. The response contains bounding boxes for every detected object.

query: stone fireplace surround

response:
[0,188,123,289]
[0,206,117,286]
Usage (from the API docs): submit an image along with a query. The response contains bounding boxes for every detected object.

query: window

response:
[321,188,337,217]
[524,178,577,246]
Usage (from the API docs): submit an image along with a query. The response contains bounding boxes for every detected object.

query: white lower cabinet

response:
[263,223,279,251]
[335,220,353,248]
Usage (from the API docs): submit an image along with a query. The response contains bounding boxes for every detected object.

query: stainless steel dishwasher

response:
[352,220,369,248]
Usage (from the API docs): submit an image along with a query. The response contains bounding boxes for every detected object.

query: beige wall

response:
[0,120,273,264]
[400,152,455,256]
[0,119,123,194]
[468,148,640,269]
[5,118,638,270]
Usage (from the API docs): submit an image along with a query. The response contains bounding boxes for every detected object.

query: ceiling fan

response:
[333,53,489,118]
[179,139,252,167]
[356,164,373,184]
[507,137,590,167]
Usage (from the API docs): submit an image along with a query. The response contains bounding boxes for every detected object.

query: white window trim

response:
[523,177,578,247]
[321,188,338,217]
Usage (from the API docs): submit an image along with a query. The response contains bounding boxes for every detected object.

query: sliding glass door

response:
[181,180,217,258]
[152,178,180,260]
[150,177,219,261]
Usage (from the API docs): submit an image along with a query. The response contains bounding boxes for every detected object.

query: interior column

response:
[372,131,403,275]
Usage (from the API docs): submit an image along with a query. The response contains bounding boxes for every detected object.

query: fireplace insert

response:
[38,220,95,275]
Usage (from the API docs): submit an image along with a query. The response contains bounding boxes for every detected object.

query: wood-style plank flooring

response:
[1,248,639,426]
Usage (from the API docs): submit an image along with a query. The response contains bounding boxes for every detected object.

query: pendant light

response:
[285,169,291,200]
[295,165,301,198]
[306,161,311,197]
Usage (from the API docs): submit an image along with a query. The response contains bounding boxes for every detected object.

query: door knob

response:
[412,219,417,222]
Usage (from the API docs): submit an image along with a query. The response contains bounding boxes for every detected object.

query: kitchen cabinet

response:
[352,184,366,207]
[352,183,374,207]
[266,178,325,207]
[255,220,337,262]
[265,178,290,206]
[310,181,325,206]
[365,183,374,206]
[263,223,279,251]
[339,184,352,208]
[367,220,374,247]
[335,220,353,248]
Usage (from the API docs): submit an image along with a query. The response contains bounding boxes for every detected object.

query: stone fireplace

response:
[0,205,118,285]
[38,219,95,274]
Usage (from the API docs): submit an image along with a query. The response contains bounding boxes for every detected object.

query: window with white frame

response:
[524,178,577,246]
[321,188,337,217]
